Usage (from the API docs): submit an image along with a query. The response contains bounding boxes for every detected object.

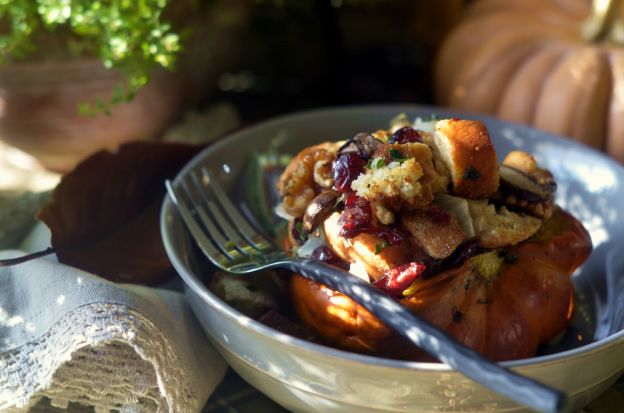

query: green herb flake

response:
[374,244,382,255]
[463,166,481,180]
[372,158,385,169]
[295,220,308,243]
[374,239,390,255]
[388,149,405,160]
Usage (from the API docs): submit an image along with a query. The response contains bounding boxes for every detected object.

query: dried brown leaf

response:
[37,141,204,284]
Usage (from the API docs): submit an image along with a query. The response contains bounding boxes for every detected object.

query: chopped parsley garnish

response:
[463,166,481,180]
[388,149,405,161]
[294,220,308,244]
[372,158,385,169]
[374,239,391,254]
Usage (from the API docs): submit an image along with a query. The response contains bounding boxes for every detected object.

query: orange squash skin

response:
[433,0,624,163]
[290,208,591,361]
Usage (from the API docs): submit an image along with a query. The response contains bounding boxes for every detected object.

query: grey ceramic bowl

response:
[161,105,624,413]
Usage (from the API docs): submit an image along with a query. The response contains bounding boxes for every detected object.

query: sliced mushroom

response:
[303,189,341,232]
[401,205,466,260]
[531,168,557,193]
[337,140,359,156]
[502,152,557,193]
[498,165,552,202]
[338,133,384,160]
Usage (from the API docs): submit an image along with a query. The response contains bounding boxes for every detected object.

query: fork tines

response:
[165,167,274,268]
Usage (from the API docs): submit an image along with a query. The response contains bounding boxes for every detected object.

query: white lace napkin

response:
[0,247,227,413]
[0,102,241,413]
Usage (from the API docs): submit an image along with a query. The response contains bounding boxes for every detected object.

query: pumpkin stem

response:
[582,0,624,43]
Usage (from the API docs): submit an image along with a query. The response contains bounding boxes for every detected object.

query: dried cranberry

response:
[310,246,349,269]
[344,191,357,208]
[388,127,422,144]
[375,228,404,246]
[338,192,372,238]
[338,207,371,238]
[338,197,372,238]
[344,192,369,209]
[386,229,404,246]
[333,152,364,192]
[311,246,336,262]
[373,262,426,296]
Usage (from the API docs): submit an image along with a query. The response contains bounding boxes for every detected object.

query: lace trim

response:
[0,302,202,413]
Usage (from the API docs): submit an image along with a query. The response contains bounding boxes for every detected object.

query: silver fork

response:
[165,168,567,413]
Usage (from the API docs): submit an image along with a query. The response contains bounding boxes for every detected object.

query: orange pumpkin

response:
[291,208,592,361]
[434,0,624,163]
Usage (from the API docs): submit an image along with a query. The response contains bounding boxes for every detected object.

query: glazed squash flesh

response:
[280,117,592,362]
[291,208,591,361]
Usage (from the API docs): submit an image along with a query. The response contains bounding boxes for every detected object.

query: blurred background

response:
[1,0,623,175]
[213,0,462,121]
[0,0,461,174]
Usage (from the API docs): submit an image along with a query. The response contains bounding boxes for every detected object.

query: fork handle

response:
[283,259,567,413]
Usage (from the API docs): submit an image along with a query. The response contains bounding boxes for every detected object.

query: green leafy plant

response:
[0,0,182,114]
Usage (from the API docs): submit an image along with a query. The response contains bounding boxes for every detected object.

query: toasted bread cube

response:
[432,119,499,198]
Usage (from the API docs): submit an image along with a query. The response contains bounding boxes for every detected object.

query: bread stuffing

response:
[277,115,592,361]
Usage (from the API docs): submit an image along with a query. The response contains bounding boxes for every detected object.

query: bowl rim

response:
[161,103,624,373]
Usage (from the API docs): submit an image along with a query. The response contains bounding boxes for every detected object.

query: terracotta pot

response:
[0,60,188,172]
[0,0,252,172]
